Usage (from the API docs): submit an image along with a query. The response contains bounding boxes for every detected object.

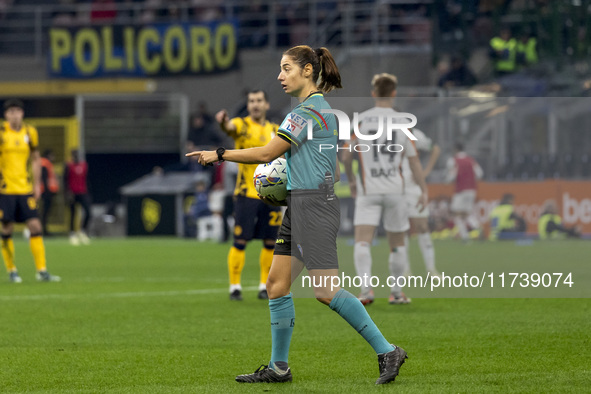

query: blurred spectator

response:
[91,0,117,23]
[538,200,581,240]
[117,0,143,22]
[516,29,538,69]
[138,0,161,24]
[189,179,223,242]
[154,141,215,184]
[488,193,526,241]
[191,0,223,23]
[0,0,14,21]
[51,0,77,26]
[489,26,517,76]
[274,3,290,47]
[438,54,478,88]
[65,149,92,246]
[188,103,227,149]
[40,149,59,236]
[238,1,269,48]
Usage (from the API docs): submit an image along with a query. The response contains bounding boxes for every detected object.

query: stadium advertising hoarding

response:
[48,21,238,78]
[429,180,591,234]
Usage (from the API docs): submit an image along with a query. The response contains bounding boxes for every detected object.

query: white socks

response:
[417,233,436,272]
[388,246,407,295]
[354,241,372,293]
[455,217,469,240]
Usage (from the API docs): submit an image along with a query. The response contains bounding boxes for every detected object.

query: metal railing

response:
[0,0,433,59]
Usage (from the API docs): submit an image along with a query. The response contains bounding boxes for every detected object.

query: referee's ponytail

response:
[284,45,343,93]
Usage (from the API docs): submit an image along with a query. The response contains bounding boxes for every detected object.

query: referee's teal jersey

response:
[276,92,338,190]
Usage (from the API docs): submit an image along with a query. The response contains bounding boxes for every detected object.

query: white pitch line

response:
[0,286,259,301]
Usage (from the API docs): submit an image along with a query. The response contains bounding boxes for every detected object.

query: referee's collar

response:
[303,91,323,103]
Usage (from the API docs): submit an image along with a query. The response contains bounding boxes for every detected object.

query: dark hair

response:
[455,142,464,152]
[371,73,398,98]
[248,89,269,102]
[283,45,342,93]
[3,98,24,111]
[42,149,53,158]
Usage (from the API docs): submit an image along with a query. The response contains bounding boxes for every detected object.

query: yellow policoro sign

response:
[48,21,238,78]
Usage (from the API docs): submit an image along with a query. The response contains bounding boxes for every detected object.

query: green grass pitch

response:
[0,237,589,393]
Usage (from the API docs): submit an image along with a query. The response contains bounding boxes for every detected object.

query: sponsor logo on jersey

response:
[280,113,307,136]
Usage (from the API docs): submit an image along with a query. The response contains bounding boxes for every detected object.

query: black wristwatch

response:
[216,147,226,162]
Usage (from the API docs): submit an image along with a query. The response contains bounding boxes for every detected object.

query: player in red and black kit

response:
[446,142,483,241]
[64,149,92,245]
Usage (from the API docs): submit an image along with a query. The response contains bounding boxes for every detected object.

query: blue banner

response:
[48,21,239,78]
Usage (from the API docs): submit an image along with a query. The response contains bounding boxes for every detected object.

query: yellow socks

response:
[29,235,47,272]
[228,245,246,286]
[1,236,16,272]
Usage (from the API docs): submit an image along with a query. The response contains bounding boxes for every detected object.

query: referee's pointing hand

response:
[186,150,217,166]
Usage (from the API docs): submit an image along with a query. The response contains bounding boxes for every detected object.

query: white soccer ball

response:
[253,158,288,201]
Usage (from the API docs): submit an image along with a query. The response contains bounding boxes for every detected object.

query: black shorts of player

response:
[274,191,340,270]
[233,195,282,241]
[0,194,39,223]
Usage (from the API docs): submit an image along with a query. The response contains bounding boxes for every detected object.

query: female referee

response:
[187,45,407,385]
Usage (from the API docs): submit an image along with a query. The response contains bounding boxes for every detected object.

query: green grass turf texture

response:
[0,237,589,393]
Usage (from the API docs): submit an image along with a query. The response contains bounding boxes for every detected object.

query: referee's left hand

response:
[186,150,218,166]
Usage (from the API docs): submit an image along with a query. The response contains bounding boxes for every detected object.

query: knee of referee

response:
[266,271,291,299]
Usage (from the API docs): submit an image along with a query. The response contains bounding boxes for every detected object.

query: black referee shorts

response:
[274,191,340,270]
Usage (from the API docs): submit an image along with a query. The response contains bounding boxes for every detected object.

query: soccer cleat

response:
[36,271,61,282]
[389,292,411,305]
[258,289,269,300]
[78,231,91,245]
[236,364,292,383]
[69,234,80,246]
[358,289,375,306]
[376,345,408,384]
[229,289,243,301]
[9,271,23,283]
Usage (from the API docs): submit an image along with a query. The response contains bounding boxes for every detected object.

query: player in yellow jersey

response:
[215,90,282,300]
[0,99,60,283]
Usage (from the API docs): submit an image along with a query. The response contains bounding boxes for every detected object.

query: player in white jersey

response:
[400,128,441,277]
[342,73,428,305]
